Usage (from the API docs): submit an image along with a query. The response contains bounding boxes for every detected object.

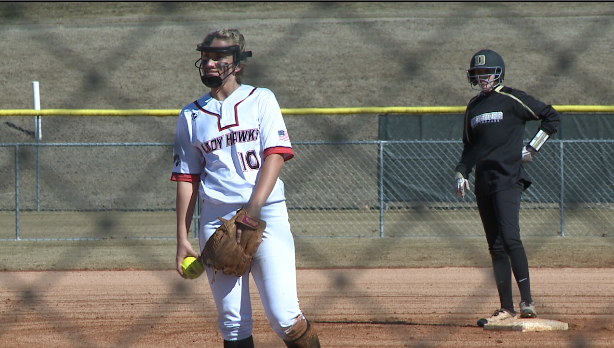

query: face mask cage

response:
[194,45,252,88]
[467,67,503,91]
[194,57,234,88]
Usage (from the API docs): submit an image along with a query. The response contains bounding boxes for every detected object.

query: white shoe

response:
[477,308,517,327]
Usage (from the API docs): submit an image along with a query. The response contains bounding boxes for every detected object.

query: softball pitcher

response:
[171,28,321,348]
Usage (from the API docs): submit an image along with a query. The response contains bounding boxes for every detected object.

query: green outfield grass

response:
[1,210,613,271]
[1,235,613,271]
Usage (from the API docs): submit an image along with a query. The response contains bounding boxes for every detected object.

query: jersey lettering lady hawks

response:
[172,84,294,205]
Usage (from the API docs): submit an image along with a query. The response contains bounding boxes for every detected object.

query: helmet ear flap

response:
[467,69,478,85]
[496,66,505,84]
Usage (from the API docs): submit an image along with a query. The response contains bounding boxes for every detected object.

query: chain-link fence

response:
[3,4,614,348]
[2,138,613,240]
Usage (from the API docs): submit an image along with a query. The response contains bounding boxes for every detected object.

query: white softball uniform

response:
[171,84,302,341]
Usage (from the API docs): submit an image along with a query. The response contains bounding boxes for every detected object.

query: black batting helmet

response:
[467,49,505,87]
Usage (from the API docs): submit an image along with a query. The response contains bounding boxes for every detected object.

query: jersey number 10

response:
[238,150,260,172]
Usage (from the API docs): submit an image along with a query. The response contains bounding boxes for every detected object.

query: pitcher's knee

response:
[280,314,321,348]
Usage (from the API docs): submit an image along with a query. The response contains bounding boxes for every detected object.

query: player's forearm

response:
[176,181,199,240]
[247,153,284,214]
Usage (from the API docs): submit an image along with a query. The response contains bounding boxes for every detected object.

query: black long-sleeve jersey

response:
[454,85,561,196]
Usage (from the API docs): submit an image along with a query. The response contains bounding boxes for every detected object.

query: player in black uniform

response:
[453,49,561,327]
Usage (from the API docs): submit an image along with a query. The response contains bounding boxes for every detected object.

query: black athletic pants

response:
[476,181,533,313]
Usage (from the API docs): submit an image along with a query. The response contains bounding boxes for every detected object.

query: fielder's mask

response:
[194,44,252,88]
[467,49,505,91]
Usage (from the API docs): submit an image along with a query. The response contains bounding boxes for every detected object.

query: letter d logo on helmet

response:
[474,55,486,66]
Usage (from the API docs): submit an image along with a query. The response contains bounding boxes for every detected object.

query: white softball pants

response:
[199,201,303,341]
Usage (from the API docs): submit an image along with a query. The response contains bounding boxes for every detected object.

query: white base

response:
[484,318,569,332]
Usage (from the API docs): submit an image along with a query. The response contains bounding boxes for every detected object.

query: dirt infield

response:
[1,268,612,348]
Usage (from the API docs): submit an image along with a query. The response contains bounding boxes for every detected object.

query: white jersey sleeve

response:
[171,107,203,182]
[258,89,294,161]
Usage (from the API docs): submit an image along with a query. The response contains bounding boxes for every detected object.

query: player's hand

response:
[176,238,199,278]
[522,145,537,163]
[454,172,470,199]
[236,205,262,244]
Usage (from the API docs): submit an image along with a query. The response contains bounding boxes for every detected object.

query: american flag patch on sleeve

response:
[278,130,290,142]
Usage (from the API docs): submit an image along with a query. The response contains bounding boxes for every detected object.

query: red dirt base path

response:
[1,268,613,348]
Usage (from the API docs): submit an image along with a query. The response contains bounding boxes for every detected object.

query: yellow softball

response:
[181,256,205,279]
